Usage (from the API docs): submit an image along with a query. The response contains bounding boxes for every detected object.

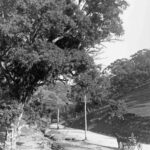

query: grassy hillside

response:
[68,97,150,144]
[126,82,150,116]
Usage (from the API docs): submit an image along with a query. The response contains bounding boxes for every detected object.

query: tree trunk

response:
[57,108,60,129]
[11,104,24,150]
[5,125,14,150]
[84,94,87,140]
[4,127,8,149]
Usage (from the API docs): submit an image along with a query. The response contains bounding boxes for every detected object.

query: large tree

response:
[0,0,128,147]
[0,0,128,104]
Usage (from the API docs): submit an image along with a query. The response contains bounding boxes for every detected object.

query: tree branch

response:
[30,21,42,43]
[52,28,72,44]
[77,0,86,11]
[52,36,64,44]
[0,46,11,61]
[0,61,13,87]
[1,62,16,83]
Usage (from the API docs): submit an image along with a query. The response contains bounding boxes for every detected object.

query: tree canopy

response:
[24,85,66,124]
[107,49,150,99]
[70,65,111,114]
[0,0,128,104]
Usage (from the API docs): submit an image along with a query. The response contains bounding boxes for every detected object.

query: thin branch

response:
[1,62,16,83]
[100,38,123,43]
[30,21,42,43]
[78,0,86,11]
[37,81,46,86]
[55,77,68,84]
[52,28,72,44]
[0,47,11,60]
[0,61,12,86]
[52,36,64,44]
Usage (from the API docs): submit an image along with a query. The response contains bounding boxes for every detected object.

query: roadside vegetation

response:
[1,0,150,149]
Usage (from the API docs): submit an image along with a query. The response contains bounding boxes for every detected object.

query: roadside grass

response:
[126,82,150,117]
[68,109,150,144]
[67,83,150,144]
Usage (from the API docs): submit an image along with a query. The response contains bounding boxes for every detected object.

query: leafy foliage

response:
[0,0,128,103]
[0,89,20,127]
[24,83,69,125]
[70,65,111,114]
[109,99,127,119]
[0,0,128,134]
[107,49,150,99]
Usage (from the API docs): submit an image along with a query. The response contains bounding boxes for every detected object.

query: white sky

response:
[95,0,150,68]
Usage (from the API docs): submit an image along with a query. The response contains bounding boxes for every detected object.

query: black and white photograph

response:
[0,0,149,150]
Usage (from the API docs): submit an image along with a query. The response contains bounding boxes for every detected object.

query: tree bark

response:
[84,94,87,140]
[11,104,24,150]
[57,108,60,129]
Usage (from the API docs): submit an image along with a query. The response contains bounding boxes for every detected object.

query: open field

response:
[126,83,150,117]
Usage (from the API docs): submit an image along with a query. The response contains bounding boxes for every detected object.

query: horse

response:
[115,133,137,150]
